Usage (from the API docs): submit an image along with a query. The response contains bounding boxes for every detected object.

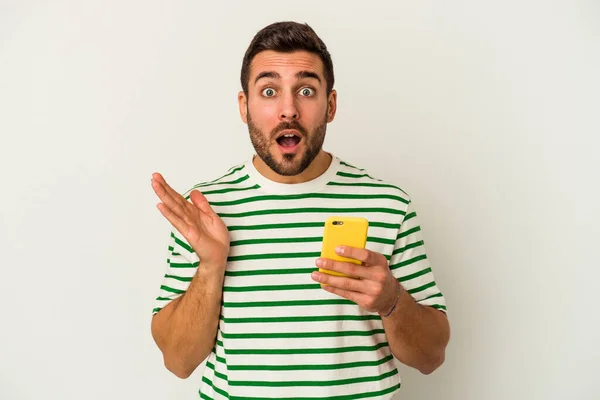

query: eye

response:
[299,87,314,97]
[262,88,276,97]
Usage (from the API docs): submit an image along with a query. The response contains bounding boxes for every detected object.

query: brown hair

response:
[240,21,334,95]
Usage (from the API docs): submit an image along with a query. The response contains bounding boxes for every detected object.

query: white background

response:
[1,1,599,399]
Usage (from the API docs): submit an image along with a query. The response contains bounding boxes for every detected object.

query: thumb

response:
[189,190,215,215]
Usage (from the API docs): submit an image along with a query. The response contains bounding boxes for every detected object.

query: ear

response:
[238,91,248,124]
[326,89,337,123]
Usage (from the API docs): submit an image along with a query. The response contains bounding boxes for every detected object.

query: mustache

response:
[270,121,308,138]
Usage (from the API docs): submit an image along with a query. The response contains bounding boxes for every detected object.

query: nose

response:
[280,93,299,120]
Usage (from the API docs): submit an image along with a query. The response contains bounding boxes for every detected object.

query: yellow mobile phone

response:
[319,216,369,278]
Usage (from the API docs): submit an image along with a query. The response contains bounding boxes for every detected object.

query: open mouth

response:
[276,133,301,148]
[275,130,302,153]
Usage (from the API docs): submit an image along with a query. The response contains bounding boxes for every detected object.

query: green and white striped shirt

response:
[153,155,446,400]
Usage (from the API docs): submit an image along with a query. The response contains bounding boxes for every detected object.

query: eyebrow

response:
[296,71,322,84]
[254,71,280,83]
[254,70,322,85]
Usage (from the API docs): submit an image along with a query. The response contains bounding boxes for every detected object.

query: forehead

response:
[249,50,324,82]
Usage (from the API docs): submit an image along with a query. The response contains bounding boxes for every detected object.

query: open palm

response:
[151,172,230,268]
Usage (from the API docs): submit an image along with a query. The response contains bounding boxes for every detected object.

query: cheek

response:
[249,102,279,127]
[300,102,327,124]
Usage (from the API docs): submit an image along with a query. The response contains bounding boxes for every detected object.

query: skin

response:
[150,49,450,378]
[312,246,450,374]
[150,175,229,378]
[237,50,337,183]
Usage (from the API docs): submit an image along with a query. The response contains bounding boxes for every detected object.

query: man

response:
[150,21,450,399]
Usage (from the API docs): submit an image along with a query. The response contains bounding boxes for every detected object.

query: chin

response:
[277,161,306,176]
[271,154,307,176]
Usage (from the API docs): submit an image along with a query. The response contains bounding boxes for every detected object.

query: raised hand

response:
[151,172,230,269]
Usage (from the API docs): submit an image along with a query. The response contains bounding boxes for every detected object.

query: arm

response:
[150,172,230,379]
[312,245,450,375]
[151,259,225,379]
[378,281,450,374]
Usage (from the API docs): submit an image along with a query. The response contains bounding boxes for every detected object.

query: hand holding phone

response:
[319,216,369,278]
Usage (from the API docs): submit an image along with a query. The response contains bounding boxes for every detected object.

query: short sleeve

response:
[388,200,447,313]
[152,229,200,315]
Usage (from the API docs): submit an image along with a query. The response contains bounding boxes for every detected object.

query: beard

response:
[247,109,327,176]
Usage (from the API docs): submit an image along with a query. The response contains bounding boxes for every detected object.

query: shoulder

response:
[181,161,249,199]
[334,157,412,202]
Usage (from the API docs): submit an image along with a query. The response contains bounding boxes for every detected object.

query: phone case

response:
[319,216,369,278]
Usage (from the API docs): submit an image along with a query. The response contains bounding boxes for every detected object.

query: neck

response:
[253,150,332,184]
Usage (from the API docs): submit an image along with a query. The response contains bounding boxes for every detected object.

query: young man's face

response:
[238,50,337,176]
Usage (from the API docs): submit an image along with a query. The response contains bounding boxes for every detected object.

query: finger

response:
[151,172,166,185]
[311,270,370,294]
[151,173,174,200]
[152,179,186,218]
[156,202,187,236]
[189,190,215,216]
[315,258,371,280]
[335,246,386,267]
[320,284,370,307]
[151,176,187,218]
[151,173,189,210]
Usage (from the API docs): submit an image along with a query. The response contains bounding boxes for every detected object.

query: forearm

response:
[381,285,450,374]
[151,262,225,378]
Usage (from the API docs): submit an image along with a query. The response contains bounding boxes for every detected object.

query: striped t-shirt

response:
[153,154,446,400]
